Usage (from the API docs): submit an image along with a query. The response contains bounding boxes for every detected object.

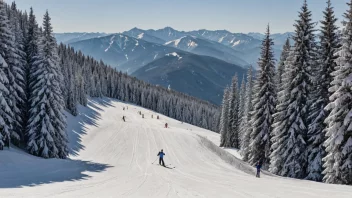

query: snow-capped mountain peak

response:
[137,33,144,39]
[166,52,183,60]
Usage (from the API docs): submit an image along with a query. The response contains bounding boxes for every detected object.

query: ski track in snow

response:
[0,97,352,198]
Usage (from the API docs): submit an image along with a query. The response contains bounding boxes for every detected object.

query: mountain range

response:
[55,27,292,104]
[132,51,247,104]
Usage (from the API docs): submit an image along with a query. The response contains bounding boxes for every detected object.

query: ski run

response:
[0,97,351,198]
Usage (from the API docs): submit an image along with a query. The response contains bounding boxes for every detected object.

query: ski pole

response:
[152,157,158,164]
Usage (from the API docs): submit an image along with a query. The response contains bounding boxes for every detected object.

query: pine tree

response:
[238,76,246,123]
[227,75,239,148]
[0,0,17,148]
[270,1,316,178]
[27,11,68,158]
[248,25,276,167]
[277,38,290,87]
[219,86,230,147]
[270,39,291,169]
[24,7,40,147]
[9,2,26,144]
[306,0,338,182]
[240,66,254,161]
[323,0,352,185]
[269,50,294,175]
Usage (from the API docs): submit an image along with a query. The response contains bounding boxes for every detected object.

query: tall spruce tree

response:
[219,86,230,147]
[27,11,68,158]
[240,66,254,161]
[9,2,26,144]
[323,0,352,185]
[277,38,290,86]
[24,7,40,146]
[270,50,294,175]
[227,75,240,148]
[306,0,339,182]
[238,76,246,123]
[248,25,276,167]
[270,1,316,178]
[0,0,13,149]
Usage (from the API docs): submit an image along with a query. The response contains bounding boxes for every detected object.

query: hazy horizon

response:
[4,0,350,34]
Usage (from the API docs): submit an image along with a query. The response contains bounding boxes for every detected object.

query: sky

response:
[5,0,350,34]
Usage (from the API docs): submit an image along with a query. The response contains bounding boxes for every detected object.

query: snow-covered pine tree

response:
[240,66,254,161]
[269,49,296,175]
[248,25,276,167]
[9,2,26,144]
[219,86,230,147]
[27,11,68,158]
[238,76,246,124]
[0,0,19,148]
[0,0,13,150]
[323,0,352,185]
[270,1,315,178]
[78,72,87,106]
[276,38,290,86]
[306,0,338,182]
[270,38,291,166]
[67,59,78,116]
[227,74,240,148]
[24,7,40,147]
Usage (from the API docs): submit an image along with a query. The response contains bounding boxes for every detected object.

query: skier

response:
[157,149,166,166]
[123,107,125,110]
[122,116,125,122]
[256,161,262,178]
[157,115,159,119]
[165,123,168,128]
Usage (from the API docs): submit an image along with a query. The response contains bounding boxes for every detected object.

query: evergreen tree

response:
[24,7,40,146]
[240,66,254,161]
[323,0,352,185]
[9,2,26,143]
[227,75,239,148]
[277,38,290,86]
[27,11,68,158]
[248,25,276,167]
[270,1,316,178]
[238,76,246,123]
[0,0,13,149]
[306,0,338,182]
[219,86,230,147]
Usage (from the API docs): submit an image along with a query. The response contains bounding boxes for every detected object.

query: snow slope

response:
[0,98,351,198]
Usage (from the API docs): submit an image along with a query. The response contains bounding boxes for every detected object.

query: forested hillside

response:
[218,0,352,185]
[0,1,220,159]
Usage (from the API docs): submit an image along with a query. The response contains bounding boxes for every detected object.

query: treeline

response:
[58,44,220,132]
[0,1,220,158]
[220,0,352,185]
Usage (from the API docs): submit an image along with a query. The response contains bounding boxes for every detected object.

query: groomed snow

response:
[0,98,351,198]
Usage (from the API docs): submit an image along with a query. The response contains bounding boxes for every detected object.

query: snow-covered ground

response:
[0,98,351,198]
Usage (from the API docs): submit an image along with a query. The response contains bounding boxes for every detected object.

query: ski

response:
[155,164,175,169]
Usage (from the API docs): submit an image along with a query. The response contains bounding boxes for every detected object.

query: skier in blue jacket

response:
[157,149,165,166]
[256,161,262,178]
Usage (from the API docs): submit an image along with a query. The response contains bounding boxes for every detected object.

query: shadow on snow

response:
[66,97,115,156]
[0,149,112,188]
